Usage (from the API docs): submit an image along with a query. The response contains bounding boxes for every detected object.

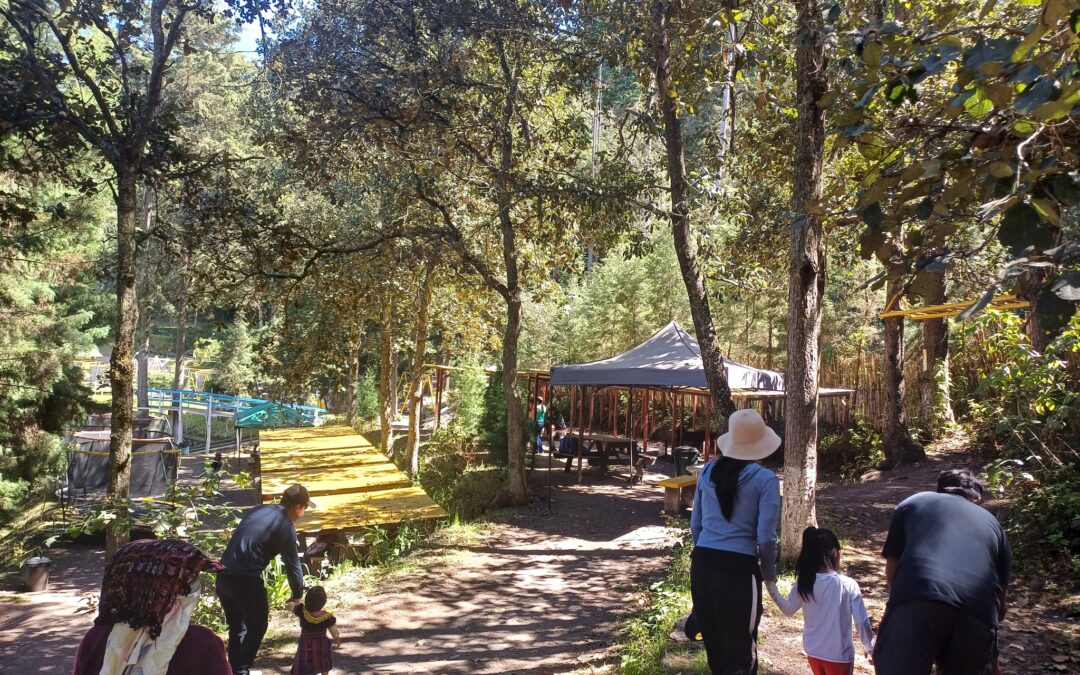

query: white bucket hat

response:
[716,409,781,461]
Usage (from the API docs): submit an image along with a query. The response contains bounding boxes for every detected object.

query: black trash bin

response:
[673,446,700,476]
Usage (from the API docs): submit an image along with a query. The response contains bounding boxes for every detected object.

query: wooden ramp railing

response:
[258,426,446,534]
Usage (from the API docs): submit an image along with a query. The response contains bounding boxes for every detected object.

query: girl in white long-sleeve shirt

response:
[766,527,874,675]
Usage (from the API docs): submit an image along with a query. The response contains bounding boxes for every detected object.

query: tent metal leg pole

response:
[628,387,634,488]
[205,396,213,454]
[547,395,553,513]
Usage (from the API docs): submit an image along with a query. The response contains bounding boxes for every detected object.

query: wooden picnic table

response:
[554,431,657,484]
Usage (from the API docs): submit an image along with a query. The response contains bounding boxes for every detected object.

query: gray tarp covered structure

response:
[67,416,178,501]
[549,321,785,390]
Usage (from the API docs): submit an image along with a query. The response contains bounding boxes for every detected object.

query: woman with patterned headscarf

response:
[73,539,232,675]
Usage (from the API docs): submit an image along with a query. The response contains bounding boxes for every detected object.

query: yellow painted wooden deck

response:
[260,449,387,473]
[262,464,411,497]
[258,426,446,533]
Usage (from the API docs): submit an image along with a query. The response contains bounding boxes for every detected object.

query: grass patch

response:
[618,521,695,675]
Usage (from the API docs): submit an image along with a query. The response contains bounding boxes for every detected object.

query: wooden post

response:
[588,387,596,434]
[610,389,616,435]
[577,385,586,483]
[678,394,685,445]
[704,394,712,459]
[640,388,647,478]
[669,390,676,453]
[620,388,625,436]
[627,387,635,485]
[434,368,442,430]
[692,394,699,440]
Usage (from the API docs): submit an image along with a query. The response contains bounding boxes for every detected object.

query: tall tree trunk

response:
[107,169,139,560]
[651,0,736,430]
[918,269,954,436]
[378,298,396,456]
[406,261,436,477]
[491,42,528,505]
[345,334,362,427]
[883,267,926,466]
[780,0,829,565]
[135,186,154,414]
[1020,269,1057,352]
[502,294,526,502]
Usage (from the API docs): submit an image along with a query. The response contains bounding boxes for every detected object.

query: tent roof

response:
[549,321,785,390]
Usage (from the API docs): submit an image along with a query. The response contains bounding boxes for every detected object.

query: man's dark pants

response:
[216,572,269,675]
[874,599,996,675]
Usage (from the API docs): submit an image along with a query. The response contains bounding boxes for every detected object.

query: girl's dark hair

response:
[712,457,751,520]
[304,586,327,612]
[796,527,841,602]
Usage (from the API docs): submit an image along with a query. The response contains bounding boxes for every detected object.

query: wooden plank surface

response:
[257,425,445,533]
[259,451,386,473]
[261,463,412,499]
[260,426,372,453]
[263,440,371,454]
[293,488,447,534]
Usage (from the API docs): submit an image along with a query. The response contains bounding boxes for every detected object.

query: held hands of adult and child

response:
[689,409,1011,675]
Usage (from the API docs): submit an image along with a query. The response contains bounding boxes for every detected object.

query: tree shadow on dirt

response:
[255,472,677,674]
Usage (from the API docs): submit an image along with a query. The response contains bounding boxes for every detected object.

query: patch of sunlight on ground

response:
[436,517,490,547]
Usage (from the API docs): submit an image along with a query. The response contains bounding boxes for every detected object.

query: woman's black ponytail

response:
[712,456,751,520]
[795,527,841,602]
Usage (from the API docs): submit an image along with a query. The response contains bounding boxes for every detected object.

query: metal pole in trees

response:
[205,395,213,454]
[627,387,635,487]
[176,392,184,445]
[547,396,554,513]
[577,385,586,484]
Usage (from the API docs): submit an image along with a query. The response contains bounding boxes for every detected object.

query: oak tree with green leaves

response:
[277,0,641,503]
[0,0,285,556]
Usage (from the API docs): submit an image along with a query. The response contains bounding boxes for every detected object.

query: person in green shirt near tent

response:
[534,397,547,454]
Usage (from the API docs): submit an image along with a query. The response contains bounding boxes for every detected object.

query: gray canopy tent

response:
[550,321,785,390]
[545,321,786,485]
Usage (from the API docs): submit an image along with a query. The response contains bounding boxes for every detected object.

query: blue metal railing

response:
[146,388,325,425]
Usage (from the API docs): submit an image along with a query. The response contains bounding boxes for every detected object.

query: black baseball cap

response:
[280,484,316,509]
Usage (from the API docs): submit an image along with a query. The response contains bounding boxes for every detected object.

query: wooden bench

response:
[656,475,697,515]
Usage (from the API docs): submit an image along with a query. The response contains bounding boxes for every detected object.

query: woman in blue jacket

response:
[690,408,782,674]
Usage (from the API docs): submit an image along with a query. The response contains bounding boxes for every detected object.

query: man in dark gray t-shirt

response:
[874,469,1011,675]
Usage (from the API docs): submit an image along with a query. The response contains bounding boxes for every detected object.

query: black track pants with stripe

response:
[690,546,763,675]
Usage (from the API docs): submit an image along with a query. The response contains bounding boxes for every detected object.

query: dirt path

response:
[4,444,1077,675]
[0,545,103,675]
[260,463,679,674]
